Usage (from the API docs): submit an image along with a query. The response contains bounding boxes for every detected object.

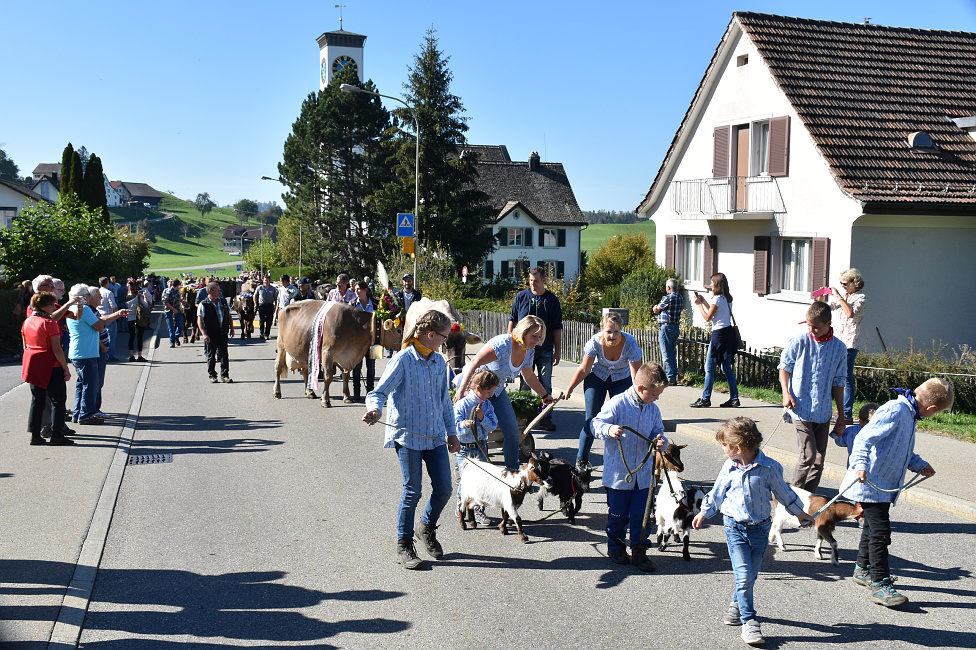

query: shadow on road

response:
[0,560,408,648]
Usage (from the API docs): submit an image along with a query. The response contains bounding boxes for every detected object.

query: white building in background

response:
[638,12,976,353]
[0,178,53,229]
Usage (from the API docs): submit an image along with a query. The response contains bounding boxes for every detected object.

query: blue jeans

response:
[455,443,489,499]
[606,486,652,550]
[488,390,521,470]
[577,374,632,463]
[95,350,108,412]
[724,515,772,624]
[702,339,738,401]
[165,311,184,345]
[844,348,858,420]
[394,443,453,540]
[105,320,118,359]
[71,357,99,420]
[659,323,680,383]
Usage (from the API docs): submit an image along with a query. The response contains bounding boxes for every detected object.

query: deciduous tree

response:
[233,199,258,224]
[195,192,215,218]
[585,232,653,293]
[0,149,21,183]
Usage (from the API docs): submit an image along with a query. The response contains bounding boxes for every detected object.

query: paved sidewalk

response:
[470,342,976,521]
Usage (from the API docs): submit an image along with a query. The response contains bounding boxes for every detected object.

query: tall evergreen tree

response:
[0,149,20,183]
[66,150,84,198]
[60,143,74,191]
[278,65,394,278]
[83,154,110,223]
[374,28,495,271]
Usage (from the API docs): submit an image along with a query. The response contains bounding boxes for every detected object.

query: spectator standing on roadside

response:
[110,276,127,334]
[690,272,740,409]
[824,268,867,425]
[327,274,356,303]
[161,279,184,348]
[276,274,298,323]
[97,277,120,361]
[255,277,278,340]
[350,280,378,403]
[198,282,235,383]
[22,292,75,446]
[508,266,562,431]
[393,273,422,312]
[125,280,150,362]
[653,278,683,385]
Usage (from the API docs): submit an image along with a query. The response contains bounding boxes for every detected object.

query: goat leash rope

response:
[614,426,660,484]
[800,471,929,527]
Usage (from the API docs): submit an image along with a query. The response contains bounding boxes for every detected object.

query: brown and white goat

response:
[654,469,706,561]
[769,486,863,566]
[653,442,686,481]
[458,456,551,543]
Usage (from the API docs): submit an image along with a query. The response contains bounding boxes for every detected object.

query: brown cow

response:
[180,286,200,343]
[234,281,258,339]
[273,301,403,406]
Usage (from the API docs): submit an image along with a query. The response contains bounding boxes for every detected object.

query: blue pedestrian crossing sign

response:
[397,213,414,237]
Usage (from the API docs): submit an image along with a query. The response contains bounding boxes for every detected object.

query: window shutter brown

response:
[713,126,731,178]
[811,237,830,296]
[501,260,510,279]
[484,260,494,279]
[664,235,676,270]
[753,236,770,294]
[703,235,718,279]
[768,116,790,177]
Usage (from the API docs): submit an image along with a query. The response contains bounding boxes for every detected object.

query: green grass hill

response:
[580,220,655,252]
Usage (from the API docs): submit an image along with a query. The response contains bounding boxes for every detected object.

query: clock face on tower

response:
[321,59,328,83]
[332,55,357,76]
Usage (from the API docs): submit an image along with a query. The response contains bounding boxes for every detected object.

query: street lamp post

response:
[339,83,420,283]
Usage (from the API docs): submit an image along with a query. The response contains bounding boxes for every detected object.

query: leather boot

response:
[396,538,423,570]
[631,544,656,572]
[415,520,444,559]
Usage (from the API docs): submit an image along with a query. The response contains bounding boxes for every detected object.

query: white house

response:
[467,146,587,281]
[0,178,54,229]
[103,174,121,207]
[638,12,976,354]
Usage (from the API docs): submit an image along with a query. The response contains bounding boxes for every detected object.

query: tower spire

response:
[335,3,346,29]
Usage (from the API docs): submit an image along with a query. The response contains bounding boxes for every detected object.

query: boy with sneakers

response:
[846,378,952,607]
[591,362,670,572]
[454,368,500,526]
[693,417,814,646]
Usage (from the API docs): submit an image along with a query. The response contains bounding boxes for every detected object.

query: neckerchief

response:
[403,337,435,359]
[811,327,834,343]
[891,388,922,421]
[512,334,532,351]
[603,334,623,347]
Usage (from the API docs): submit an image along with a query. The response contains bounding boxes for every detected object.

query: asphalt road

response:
[2,323,975,649]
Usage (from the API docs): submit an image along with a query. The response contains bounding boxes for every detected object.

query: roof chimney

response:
[528,151,540,171]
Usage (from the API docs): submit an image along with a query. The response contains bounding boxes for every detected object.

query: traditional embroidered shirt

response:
[453,392,498,443]
[583,332,642,382]
[699,450,805,524]
[591,388,668,491]
[778,331,848,423]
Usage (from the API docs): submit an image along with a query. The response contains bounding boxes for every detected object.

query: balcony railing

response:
[670,176,785,217]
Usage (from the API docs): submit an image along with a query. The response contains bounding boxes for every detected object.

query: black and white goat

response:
[458,456,552,543]
[654,469,706,561]
[534,451,591,525]
[769,485,863,566]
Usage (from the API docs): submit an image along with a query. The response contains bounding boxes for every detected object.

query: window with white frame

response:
[540,228,558,247]
[507,258,530,279]
[780,238,812,293]
[0,207,16,229]
[680,235,704,284]
[756,121,770,175]
[508,228,524,247]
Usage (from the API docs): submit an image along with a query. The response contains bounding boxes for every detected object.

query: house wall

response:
[851,214,976,354]
[103,175,120,207]
[485,209,581,281]
[646,27,864,349]
[0,185,40,229]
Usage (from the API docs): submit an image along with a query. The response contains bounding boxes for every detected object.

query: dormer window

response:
[907,131,938,153]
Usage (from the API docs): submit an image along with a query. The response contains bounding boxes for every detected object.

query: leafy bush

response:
[619,263,682,328]
[584,232,653,293]
[507,390,543,421]
[453,297,509,313]
[856,341,976,414]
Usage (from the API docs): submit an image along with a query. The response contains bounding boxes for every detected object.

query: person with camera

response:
[690,272,740,409]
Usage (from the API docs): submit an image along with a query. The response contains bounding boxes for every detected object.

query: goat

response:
[653,442,686,482]
[534,451,591,525]
[769,485,864,566]
[654,469,706,561]
[458,456,551,543]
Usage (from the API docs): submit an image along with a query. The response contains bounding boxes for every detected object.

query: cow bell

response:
[369,344,385,360]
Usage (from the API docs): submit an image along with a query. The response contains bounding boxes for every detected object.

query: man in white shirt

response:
[98,276,120,361]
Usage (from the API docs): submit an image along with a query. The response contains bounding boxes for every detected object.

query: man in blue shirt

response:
[509,266,562,431]
[653,278,684,385]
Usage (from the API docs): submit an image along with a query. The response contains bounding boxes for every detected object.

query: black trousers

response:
[258,304,275,338]
[352,357,376,397]
[857,501,892,582]
[29,367,66,437]
[207,336,230,378]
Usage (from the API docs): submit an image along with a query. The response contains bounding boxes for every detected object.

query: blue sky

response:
[3,1,974,213]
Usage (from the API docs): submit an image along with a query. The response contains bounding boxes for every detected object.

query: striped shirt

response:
[479,334,535,398]
[592,388,667,490]
[700,450,805,524]
[656,291,684,325]
[366,345,455,450]
[453,392,498,443]
[778,332,848,423]
[844,396,927,504]
[583,333,643,382]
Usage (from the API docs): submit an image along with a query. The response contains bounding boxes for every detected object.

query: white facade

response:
[0,182,46,229]
[483,206,582,282]
[317,31,364,91]
[104,175,121,207]
[640,25,976,353]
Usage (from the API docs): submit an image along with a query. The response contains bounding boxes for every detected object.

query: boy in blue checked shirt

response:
[693,417,814,647]
[845,378,951,608]
[778,301,848,492]
[363,310,460,570]
[830,402,878,467]
[453,368,500,526]
[591,362,669,572]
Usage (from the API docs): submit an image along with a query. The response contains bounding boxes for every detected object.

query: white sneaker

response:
[741,619,765,646]
[95,411,109,418]
[473,505,491,526]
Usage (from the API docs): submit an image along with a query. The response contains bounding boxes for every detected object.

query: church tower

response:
[317,29,366,91]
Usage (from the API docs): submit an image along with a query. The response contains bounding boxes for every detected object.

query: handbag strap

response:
[726,298,738,328]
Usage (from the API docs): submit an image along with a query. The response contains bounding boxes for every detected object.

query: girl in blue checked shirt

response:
[693,417,814,647]
[363,310,460,570]
[453,368,500,526]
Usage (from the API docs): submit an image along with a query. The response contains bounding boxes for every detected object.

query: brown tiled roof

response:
[639,12,976,212]
[0,177,51,203]
[473,159,587,225]
[119,182,164,200]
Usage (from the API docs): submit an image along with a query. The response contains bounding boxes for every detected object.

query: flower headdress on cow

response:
[375,291,402,328]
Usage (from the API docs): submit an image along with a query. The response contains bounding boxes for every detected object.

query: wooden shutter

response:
[484,260,494,279]
[497,227,507,246]
[537,260,544,269]
[538,229,545,246]
[557,261,565,278]
[753,236,770,294]
[524,227,532,247]
[768,116,790,177]
[557,229,566,247]
[664,235,676,270]
[811,237,830,296]
[501,260,510,279]
[713,126,731,178]
[703,235,718,279]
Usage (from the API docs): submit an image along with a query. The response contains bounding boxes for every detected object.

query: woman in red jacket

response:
[22,292,73,446]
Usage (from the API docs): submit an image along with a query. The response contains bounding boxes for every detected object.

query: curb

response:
[670,420,976,523]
